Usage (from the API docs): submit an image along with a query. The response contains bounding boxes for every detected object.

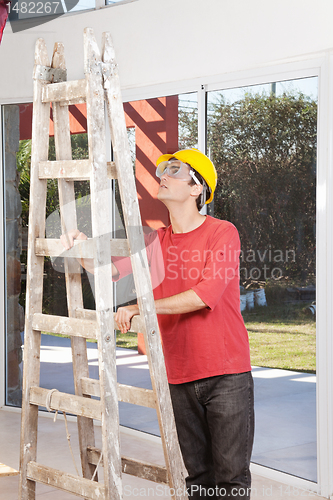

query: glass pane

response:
[179,92,198,149]
[114,93,198,429]
[3,94,199,428]
[70,0,96,12]
[3,105,24,406]
[2,102,93,403]
[207,77,317,481]
[113,126,136,308]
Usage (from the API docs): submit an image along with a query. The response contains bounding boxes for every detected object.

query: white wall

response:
[1,0,333,102]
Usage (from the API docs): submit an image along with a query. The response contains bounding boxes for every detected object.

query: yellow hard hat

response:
[156,148,217,204]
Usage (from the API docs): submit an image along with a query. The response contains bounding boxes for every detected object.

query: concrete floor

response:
[37,335,317,481]
[0,334,320,499]
[0,410,323,500]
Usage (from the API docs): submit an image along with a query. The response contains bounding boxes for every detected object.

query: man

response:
[62,149,254,500]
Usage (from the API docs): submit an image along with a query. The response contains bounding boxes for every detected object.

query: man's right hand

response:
[60,229,120,278]
[60,229,93,273]
[60,229,87,250]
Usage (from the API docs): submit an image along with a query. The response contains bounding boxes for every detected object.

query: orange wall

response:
[124,96,178,229]
[19,103,87,139]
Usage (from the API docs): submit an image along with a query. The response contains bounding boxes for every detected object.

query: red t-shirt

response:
[114,216,251,384]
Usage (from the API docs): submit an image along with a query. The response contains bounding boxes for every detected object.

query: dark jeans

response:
[169,372,254,500]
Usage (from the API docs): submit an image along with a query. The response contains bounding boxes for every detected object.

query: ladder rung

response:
[35,238,94,259]
[32,313,97,340]
[35,238,130,258]
[81,377,156,409]
[75,308,98,321]
[42,79,87,103]
[118,383,156,408]
[39,160,117,180]
[0,463,19,477]
[87,447,168,485]
[60,97,86,106]
[39,159,90,180]
[81,377,100,397]
[29,386,102,420]
[26,461,105,499]
[75,308,146,334]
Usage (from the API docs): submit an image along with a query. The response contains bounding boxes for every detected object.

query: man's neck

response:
[169,206,206,234]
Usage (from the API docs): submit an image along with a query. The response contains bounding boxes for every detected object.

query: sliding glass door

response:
[206,77,317,481]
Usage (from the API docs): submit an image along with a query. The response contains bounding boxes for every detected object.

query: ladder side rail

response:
[19,39,51,500]
[84,28,122,500]
[102,32,188,500]
[51,42,97,481]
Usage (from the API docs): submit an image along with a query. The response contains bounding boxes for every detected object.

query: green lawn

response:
[115,331,138,350]
[243,302,316,373]
[247,326,315,373]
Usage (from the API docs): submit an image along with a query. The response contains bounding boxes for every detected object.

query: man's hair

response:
[188,168,209,211]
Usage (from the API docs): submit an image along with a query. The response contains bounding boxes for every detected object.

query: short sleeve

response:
[191,223,240,310]
[112,256,132,282]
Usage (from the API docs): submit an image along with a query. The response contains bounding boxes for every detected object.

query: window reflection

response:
[3,82,318,481]
[3,93,199,406]
[206,77,317,481]
[4,105,23,406]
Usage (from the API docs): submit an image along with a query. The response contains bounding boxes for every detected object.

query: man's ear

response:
[190,183,203,198]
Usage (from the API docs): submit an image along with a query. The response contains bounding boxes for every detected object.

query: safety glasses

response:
[156,160,200,185]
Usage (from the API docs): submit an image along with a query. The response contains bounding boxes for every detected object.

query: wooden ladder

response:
[19,28,187,500]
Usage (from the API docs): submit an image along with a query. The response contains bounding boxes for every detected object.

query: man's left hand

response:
[115,304,140,334]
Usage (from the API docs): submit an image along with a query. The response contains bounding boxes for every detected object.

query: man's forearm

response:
[79,258,119,277]
[155,289,207,315]
[114,289,207,333]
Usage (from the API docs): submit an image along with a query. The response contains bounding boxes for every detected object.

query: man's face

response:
[156,160,201,205]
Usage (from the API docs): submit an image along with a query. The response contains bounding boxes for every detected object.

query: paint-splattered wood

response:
[87,447,168,485]
[29,387,102,420]
[39,159,90,179]
[121,456,168,485]
[0,464,19,477]
[39,160,117,180]
[59,97,87,106]
[42,79,87,103]
[32,313,97,339]
[21,28,186,500]
[51,42,98,480]
[34,237,129,258]
[81,377,156,408]
[102,31,188,500]
[84,27,122,500]
[117,383,156,408]
[19,38,51,500]
[26,462,105,499]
